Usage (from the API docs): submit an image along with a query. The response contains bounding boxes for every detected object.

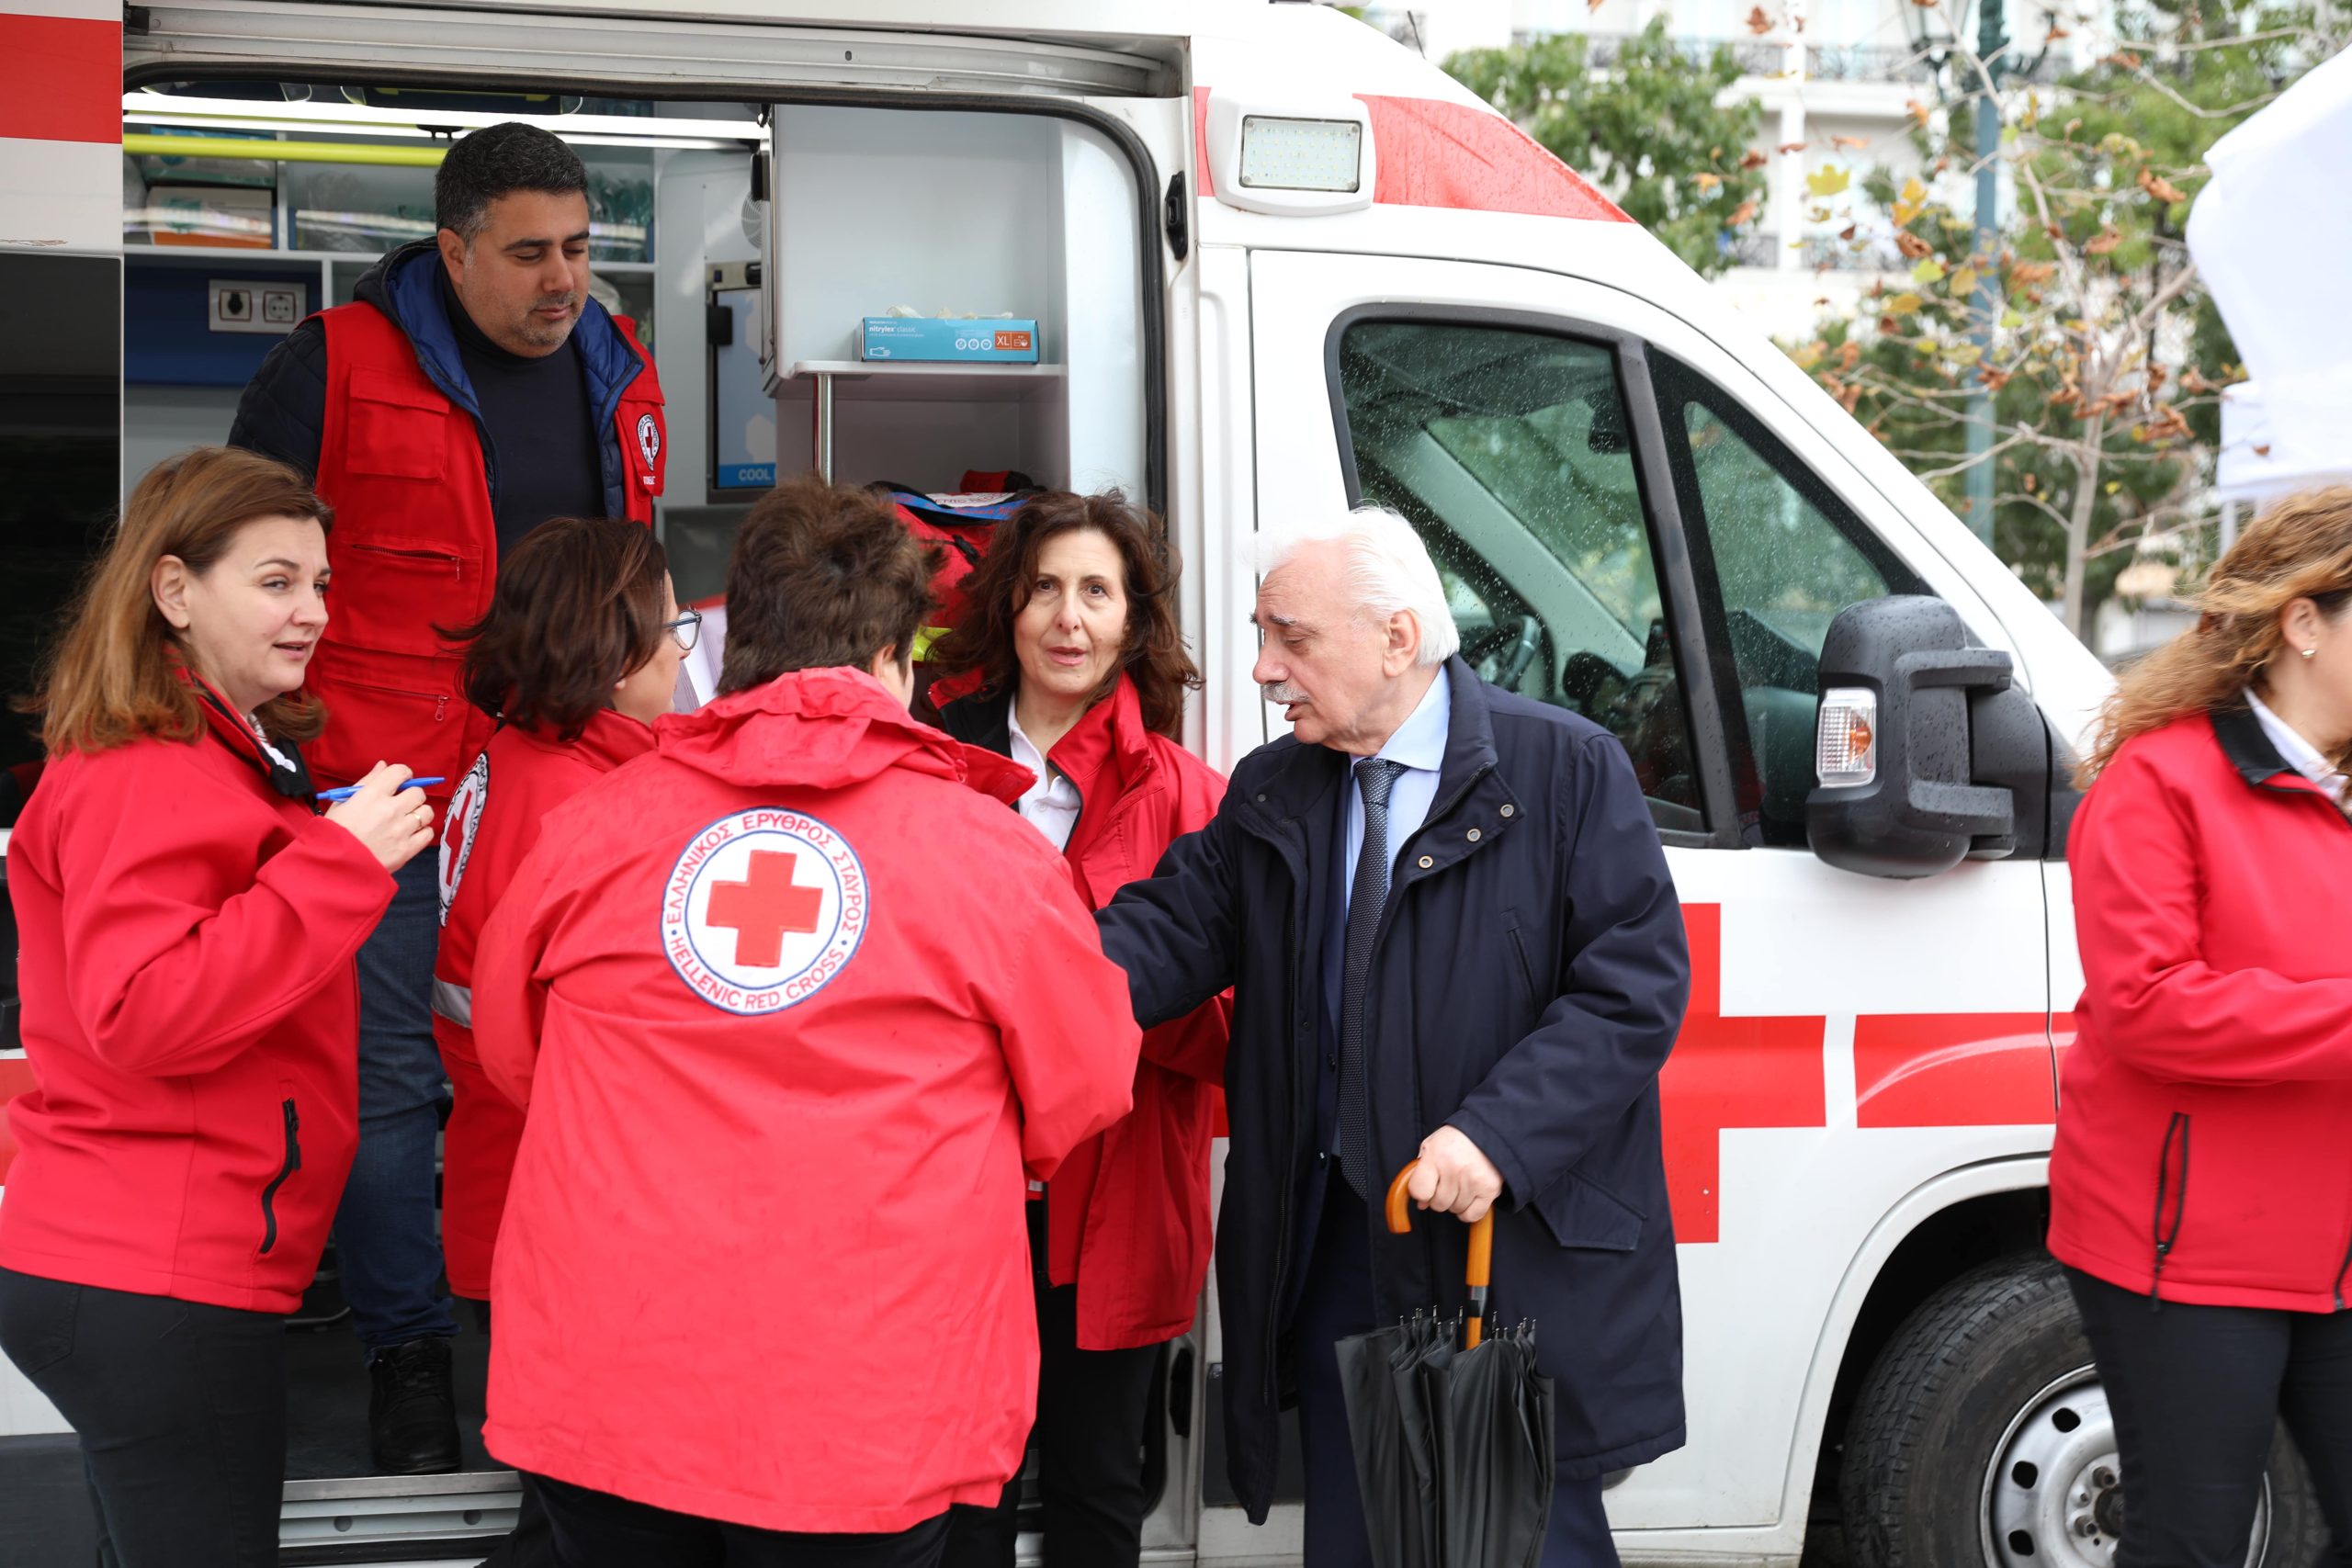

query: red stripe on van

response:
[1193,85,1216,201]
[0,14,120,145]
[1657,905,1826,1245]
[1356,96,1629,222]
[1853,1013,2058,1128]
[0,1056,40,1184]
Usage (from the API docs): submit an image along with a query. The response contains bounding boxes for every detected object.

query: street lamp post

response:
[1904,0,2045,549]
[1964,0,2006,547]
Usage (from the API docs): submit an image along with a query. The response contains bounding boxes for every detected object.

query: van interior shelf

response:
[785,360,1069,481]
[784,360,1066,402]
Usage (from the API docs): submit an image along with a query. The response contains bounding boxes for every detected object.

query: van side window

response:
[1648,353,1925,846]
[1334,318,1704,834]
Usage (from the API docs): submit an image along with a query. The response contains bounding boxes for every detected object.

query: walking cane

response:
[1385,1160,1495,1348]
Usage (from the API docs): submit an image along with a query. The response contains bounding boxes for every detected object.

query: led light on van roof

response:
[1204,90,1375,217]
[1238,117,1363,193]
[1816,688,1878,787]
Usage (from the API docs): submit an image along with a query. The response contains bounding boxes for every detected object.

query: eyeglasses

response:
[662,608,704,654]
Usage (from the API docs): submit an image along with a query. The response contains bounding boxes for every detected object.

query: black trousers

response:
[534,1474,947,1568]
[944,1203,1162,1568]
[0,1266,288,1568]
[2069,1268,2352,1568]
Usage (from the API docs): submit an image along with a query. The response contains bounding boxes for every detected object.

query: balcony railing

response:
[1506,28,2055,85]
[1722,230,1911,272]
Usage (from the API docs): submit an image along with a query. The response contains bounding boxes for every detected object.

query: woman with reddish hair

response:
[929,490,1229,1568]
[2055,485,2352,1568]
[0,447,431,1567]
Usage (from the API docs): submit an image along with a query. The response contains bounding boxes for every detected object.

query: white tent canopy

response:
[2185,43,2352,500]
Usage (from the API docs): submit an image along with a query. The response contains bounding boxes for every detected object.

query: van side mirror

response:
[1805,596,2049,879]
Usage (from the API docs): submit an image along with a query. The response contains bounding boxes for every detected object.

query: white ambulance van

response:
[0,1,2324,1564]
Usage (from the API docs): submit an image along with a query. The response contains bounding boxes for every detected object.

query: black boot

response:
[368,1336,462,1474]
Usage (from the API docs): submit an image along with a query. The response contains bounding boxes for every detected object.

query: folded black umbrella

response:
[1338,1163,1555,1568]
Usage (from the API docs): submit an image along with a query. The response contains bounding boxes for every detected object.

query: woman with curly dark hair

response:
[2054,486,2352,1568]
[929,491,1229,1568]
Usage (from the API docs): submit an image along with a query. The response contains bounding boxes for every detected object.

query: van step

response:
[282,1471,519,1555]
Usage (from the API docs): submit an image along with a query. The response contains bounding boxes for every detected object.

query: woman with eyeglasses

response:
[431,517,693,1328]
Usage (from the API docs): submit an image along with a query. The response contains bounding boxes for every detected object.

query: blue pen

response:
[315,776,445,803]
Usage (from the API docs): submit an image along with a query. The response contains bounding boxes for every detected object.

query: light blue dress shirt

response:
[1338,669,1452,921]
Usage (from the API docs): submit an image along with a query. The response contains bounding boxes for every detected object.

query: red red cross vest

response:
[307,301,665,800]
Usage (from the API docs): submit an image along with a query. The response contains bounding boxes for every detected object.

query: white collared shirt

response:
[1008,704,1083,852]
[2246,688,2351,810]
[1340,669,1453,919]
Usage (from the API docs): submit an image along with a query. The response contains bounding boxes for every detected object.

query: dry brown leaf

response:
[1777,141,1808,154]
[1746,5,1774,31]
[2084,227,2123,255]
[1979,366,2012,390]
[1839,223,1858,241]
[2022,472,2038,493]
[1694,171,1724,189]
[1739,148,1770,170]
[1838,341,1861,371]
[1896,231,1935,261]
[1729,198,1759,226]
[2255,444,2272,457]
[1831,134,1869,151]
[2106,50,2143,68]
[2181,367,2216,394]
[2011,261,2056,286]
[2137,166,2188,204]
[2047,22,2072,38]
[1906,99,1933,127]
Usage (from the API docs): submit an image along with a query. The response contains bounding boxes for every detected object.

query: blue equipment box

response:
[858,317,1040,363]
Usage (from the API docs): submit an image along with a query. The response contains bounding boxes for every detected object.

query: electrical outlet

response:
[209,280,306,335]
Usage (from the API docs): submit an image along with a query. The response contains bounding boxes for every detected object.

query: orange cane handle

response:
[1383,1162,1420,1235]
[1386,1161,1498,1348]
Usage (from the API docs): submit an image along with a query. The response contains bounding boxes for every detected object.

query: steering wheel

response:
[1472,614,1544,689]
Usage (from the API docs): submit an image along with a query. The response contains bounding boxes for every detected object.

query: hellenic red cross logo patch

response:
[662,808,869,1015]
[704,850,826,967]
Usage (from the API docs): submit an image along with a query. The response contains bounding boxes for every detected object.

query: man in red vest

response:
[229,121,665,1474]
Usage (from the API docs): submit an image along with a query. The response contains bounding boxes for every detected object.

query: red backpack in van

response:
[876,475,1035,626]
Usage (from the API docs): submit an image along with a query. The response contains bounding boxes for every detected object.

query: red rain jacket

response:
[0,683,392,1312]
[2051,707,2352,1312]
[941,676,1230,1350]
[469,668,1140,1532]
[430,708,656,1299]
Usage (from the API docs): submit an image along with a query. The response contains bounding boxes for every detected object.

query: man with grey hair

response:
[1097,505,1691,1568]
[230,121,666,1476]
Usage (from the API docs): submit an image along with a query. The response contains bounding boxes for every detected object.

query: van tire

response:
[1838,1254,2328,1568]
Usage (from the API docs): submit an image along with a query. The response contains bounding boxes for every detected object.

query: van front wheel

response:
[1838,1255,2327,1568]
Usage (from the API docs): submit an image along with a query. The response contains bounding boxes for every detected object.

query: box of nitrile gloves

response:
[858,317,1040,363]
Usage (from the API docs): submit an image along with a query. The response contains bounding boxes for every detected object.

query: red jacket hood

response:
[656,667,1034,803]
